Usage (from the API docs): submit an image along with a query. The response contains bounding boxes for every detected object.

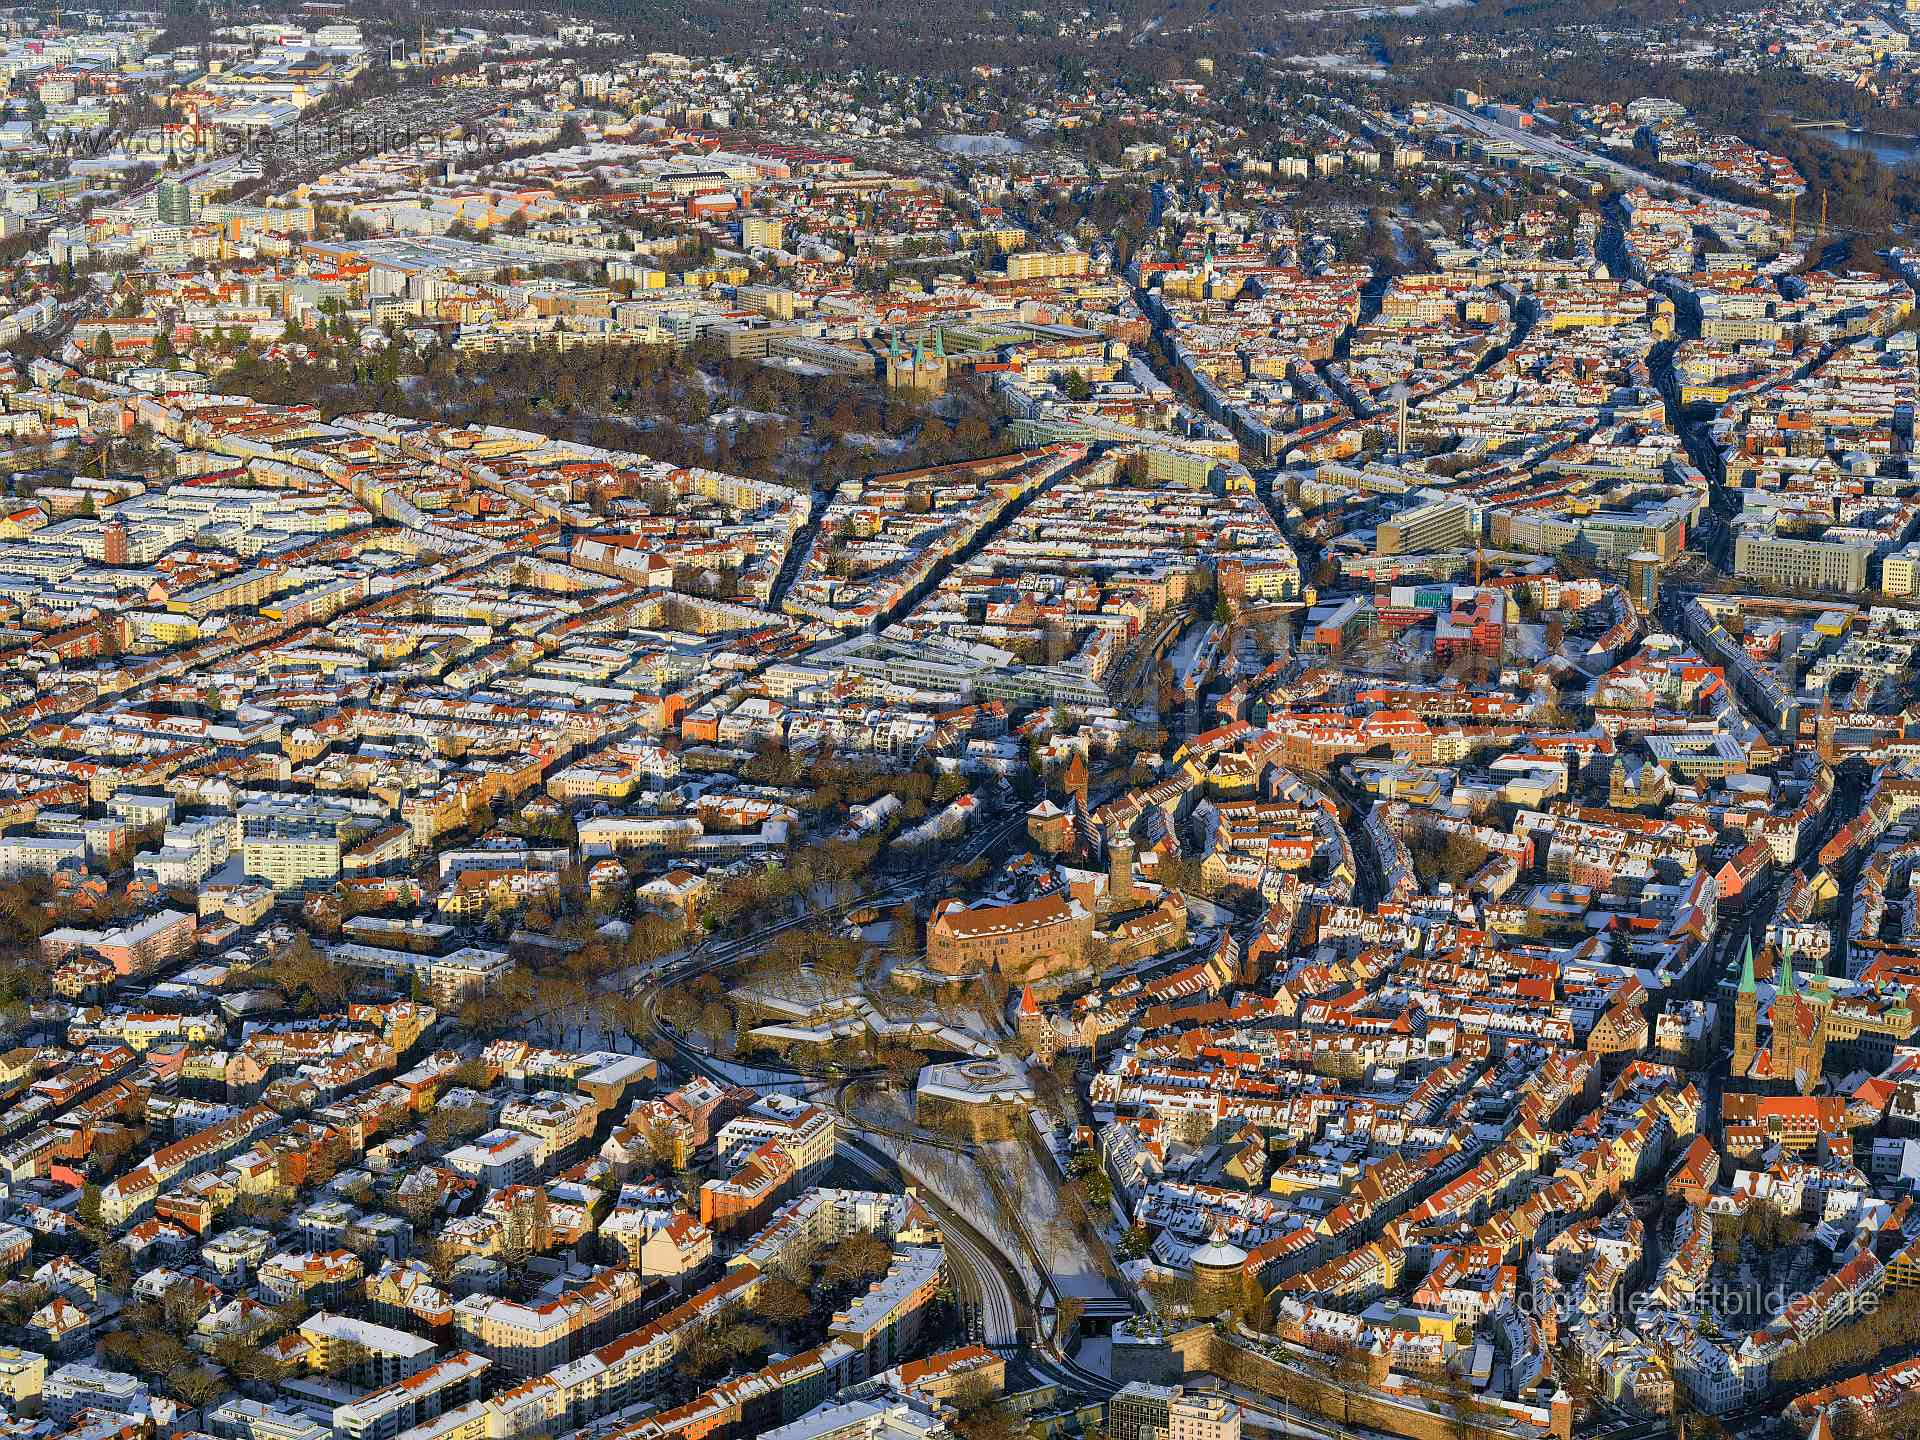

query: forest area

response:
[217,331,1004,491]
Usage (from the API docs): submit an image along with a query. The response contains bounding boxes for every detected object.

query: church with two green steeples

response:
[1731,934,1828,1095]
[882,328,949,395]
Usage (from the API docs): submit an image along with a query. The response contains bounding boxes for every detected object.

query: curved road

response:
[631,866,1127,1399]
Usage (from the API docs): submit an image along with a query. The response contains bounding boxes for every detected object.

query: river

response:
[1820,127,1920,167]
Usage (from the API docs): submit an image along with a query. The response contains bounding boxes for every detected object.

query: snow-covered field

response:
[863,1130,1044,1295]
[852,1082,1112,1296]
[935,134,1027,157]
[985,1137,1116,1300]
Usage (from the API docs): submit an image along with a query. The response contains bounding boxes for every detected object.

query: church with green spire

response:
[881,327,950,395]
[1731,936,1758,1077]
[1731,934,1827,1095]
